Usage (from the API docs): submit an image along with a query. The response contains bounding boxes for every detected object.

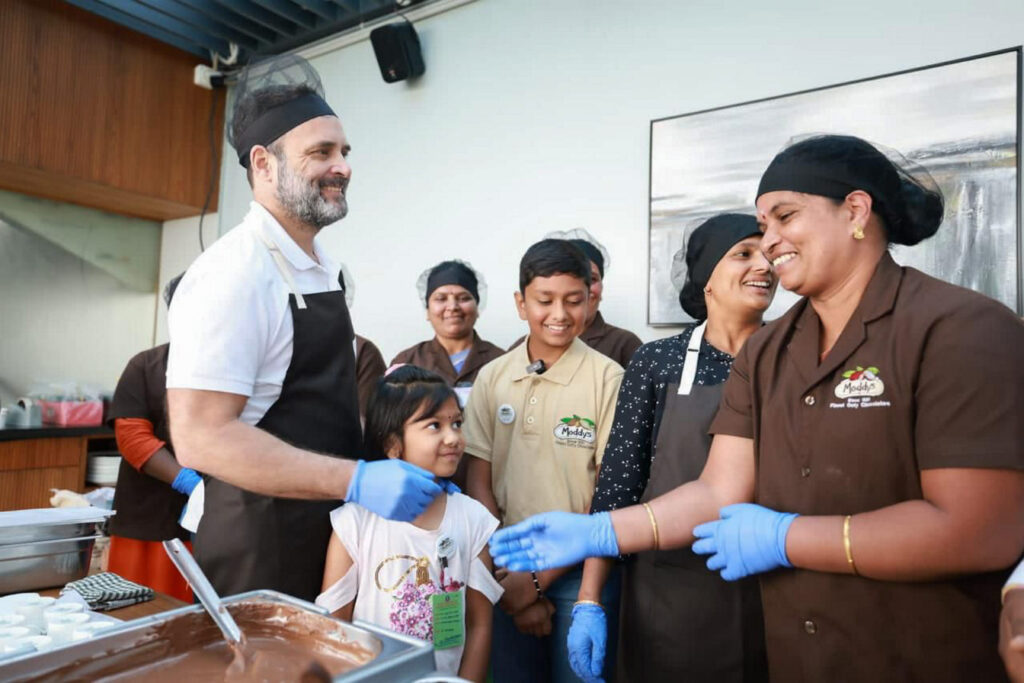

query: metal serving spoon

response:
[163,539,247,655]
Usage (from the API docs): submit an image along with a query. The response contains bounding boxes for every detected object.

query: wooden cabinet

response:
[0,0,225,221]
[0,431,113,511]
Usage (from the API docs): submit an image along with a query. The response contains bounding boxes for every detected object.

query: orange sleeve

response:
[114,417,167,470]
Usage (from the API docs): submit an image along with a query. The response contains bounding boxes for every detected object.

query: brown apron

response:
[618,322,767,683]
[193,234,363,602]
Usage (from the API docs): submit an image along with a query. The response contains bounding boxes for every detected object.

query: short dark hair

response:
[232,84,316,187]
[363,365,459,460]
[518,239,591,293]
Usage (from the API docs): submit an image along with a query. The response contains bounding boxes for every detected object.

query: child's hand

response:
[498,571,537,615]
[512,597,555,637]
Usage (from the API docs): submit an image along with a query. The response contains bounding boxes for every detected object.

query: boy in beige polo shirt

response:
[465,239,623,683]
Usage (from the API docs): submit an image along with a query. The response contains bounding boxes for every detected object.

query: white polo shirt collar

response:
[245,201,331,273]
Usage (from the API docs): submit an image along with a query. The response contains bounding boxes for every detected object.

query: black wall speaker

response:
[369,22,425,83]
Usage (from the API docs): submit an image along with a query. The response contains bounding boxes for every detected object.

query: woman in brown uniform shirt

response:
[490,135,1024,682]
[391,260,504,402]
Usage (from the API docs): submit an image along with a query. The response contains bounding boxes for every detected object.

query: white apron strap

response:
[255,230,307,310]
[677,320,708,396]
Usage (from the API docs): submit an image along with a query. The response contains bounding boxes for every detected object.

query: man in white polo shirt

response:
[166,56,443,601]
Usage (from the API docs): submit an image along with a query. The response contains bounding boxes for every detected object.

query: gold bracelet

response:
[642,502,660,550]
[843,515,859,576]
[574,599,603,609]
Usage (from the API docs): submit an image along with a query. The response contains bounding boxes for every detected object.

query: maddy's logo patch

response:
[829,366,891,410]
[834,366,884,398]
[553,415,596,445]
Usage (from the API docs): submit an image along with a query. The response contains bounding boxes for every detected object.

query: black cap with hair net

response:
[228,54,336,168]
[416,259,488,310]
[672,214,761,320]
[544,228,610,277]
[757,134,945,246]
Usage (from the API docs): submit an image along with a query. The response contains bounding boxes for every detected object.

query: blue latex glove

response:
[171,468,201,496]
[692,503,798,581]
[438,478,461,495]
[489,511,619,571]
[568,602,606,683]
[345,459,443,522]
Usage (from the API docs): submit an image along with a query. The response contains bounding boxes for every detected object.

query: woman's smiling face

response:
[704,235,776,315]
[756,191,852,298]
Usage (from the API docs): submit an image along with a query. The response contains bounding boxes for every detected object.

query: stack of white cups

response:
[0,592,117,660]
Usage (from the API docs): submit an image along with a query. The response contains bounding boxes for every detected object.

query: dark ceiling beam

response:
[249,0,318,29]
[326,0,362,15]
[210,0,302,37]
[292,0,339,22]
[171,0,279,45]
[134,0,260,51]
[65,0,209,57]
[92,0,232,55]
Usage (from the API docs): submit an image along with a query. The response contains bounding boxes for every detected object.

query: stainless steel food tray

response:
[0,508,113,545]
[0,535,99,593]
[0,590,438,682]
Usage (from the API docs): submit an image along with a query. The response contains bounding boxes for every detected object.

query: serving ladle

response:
[163,539,247,669]
[162,539,332,681]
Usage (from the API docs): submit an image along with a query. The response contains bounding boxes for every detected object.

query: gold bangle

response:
[574,599,603,609]
[843,515,859,576]
[642,502,660,551]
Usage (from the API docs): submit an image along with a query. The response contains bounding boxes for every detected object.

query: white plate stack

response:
[85,454,120,486]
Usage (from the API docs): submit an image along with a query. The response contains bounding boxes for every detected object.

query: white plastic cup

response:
[0,626,33,647]
[0,614,27,629]
[14,596,55,631]
[45,612,90,645]
[71,621,116,641]
[5,634,52,653]
[0,640,34,660]
[43,602,85,627]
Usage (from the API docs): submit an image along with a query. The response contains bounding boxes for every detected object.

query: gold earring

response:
[852,224,865,240]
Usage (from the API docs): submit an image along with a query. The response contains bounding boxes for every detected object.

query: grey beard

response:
[276,162,348,229]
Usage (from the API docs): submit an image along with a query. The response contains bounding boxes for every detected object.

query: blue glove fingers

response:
[439,478,461,495]
[691,536,718,556]
[705,551,728,572]
[691,520,718,540]
[566,618,591,681]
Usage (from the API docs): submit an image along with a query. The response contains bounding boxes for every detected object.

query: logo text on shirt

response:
[554,414,596,447]
[830,366,890,409]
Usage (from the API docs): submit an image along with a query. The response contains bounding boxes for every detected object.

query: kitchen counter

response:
[0,426,112,443]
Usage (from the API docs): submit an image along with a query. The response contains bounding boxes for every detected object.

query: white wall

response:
[0,220,155,398]
[214,0,1024,362]
[154,213,219,344]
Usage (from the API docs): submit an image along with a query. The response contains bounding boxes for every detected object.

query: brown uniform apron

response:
[193,235,363,602]
[618,322,767,683]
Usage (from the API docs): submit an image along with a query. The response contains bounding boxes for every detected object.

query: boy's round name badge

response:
[497,404,516,424]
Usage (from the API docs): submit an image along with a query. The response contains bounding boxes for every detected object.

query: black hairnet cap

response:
[678,214,761,320]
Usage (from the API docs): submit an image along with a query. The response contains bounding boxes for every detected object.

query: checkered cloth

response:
[62,572,155,611]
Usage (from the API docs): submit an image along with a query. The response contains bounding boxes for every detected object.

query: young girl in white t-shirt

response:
[316,365,502,681]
